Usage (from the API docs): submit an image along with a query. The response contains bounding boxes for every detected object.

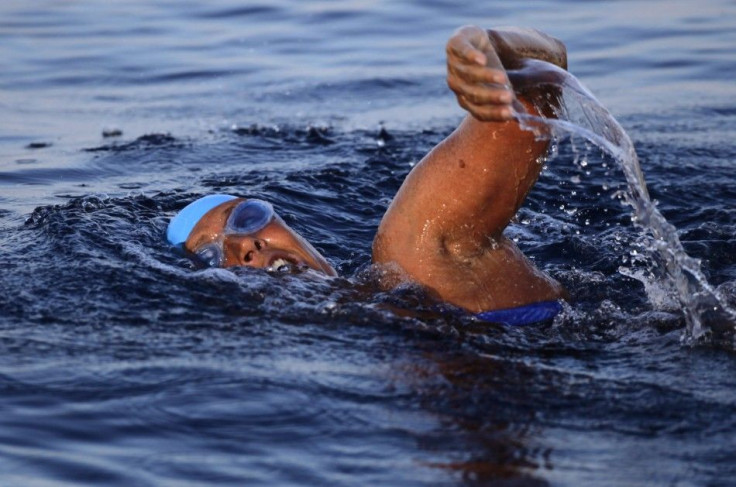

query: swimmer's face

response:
[185,199,337,276]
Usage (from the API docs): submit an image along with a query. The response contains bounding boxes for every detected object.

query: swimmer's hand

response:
[446,25,516,122]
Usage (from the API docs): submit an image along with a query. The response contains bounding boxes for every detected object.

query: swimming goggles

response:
[193,199,275,267]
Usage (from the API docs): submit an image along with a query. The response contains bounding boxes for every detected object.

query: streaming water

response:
[515,61,736,344]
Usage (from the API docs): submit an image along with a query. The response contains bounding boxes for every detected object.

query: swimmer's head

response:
[167,194,336,276]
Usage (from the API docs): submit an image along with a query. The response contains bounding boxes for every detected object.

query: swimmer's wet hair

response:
[166,194,237,247]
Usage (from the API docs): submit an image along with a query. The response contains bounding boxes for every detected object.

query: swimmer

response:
[167,25,569,324]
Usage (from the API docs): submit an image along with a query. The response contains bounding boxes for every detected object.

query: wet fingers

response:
[457,94,514,121]
[448,61,507,85]
[446,26,492,65]
[447,75,513,105]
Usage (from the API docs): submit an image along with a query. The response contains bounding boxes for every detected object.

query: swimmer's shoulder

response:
[374,233,565,312]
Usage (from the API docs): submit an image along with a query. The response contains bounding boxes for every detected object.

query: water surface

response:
[1,0,736,485]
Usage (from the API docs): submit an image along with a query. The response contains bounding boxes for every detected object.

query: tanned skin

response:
[372,26,569,313]
[186,25,569,313]
[186,198,337,276]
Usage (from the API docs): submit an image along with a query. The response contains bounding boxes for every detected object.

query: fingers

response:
[446,25,516,122]
[446,73,512,105]
[446,61,514,121]
[446,26,509,85]
[446,35,486,66]
[449,61,508,85]
[456,94,514,122]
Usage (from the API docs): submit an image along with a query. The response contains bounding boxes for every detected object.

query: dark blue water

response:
[2,0,736,485]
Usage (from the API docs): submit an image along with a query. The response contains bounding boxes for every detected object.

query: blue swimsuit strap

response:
[475,300,562,326]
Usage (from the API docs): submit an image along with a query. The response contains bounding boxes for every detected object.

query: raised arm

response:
[372,26,568,312]
[446,25,567,122]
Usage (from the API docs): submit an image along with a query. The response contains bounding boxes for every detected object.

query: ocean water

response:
[1,0,736,485]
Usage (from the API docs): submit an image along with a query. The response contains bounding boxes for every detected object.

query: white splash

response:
[514,62,736,342]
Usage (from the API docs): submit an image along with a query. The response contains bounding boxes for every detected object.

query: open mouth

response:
[266,254,307,273]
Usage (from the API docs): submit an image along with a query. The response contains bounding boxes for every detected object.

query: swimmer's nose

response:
[224,236,269,267]
[242,238,267,266]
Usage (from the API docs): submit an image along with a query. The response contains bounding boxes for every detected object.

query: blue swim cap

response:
[166,194,238,247]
